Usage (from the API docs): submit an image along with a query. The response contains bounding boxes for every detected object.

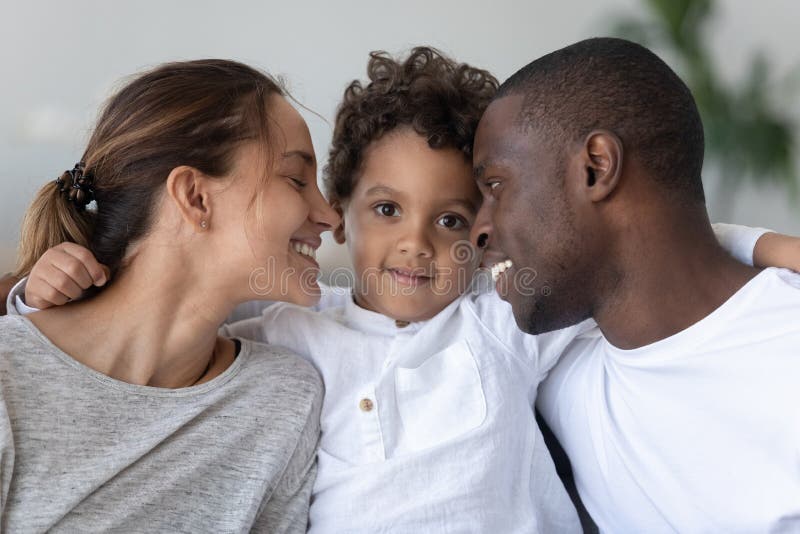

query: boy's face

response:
[339,128,482,323]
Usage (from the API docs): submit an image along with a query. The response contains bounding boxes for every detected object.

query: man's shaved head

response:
[497,37,706,204]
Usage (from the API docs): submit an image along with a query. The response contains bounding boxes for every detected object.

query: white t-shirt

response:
[537,267,800,533]
[222,276,589,534]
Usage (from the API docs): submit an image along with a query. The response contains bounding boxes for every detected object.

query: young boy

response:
[8,48,795,533]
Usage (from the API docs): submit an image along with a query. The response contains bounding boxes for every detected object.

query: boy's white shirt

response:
[9,279,38,315]
[4,223,771,533]
[222,273,589,533]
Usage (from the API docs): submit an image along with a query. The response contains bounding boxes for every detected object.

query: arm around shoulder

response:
[752,231,800,272]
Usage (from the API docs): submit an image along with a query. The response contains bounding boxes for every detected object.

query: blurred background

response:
[1,0,798,275]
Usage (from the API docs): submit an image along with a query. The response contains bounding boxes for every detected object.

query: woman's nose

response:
[309,188,341,233]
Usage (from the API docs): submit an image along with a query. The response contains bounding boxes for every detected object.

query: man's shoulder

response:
[769,267,800,290]
[738,268,800,320]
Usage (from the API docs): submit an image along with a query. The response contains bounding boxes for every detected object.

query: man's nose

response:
[470,204,492,250]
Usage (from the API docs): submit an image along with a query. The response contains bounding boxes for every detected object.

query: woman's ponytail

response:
[14,167,95,277]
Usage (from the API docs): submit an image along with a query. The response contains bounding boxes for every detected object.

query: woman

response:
[0,59,339,532]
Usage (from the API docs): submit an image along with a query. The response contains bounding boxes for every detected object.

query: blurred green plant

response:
[612,0,799,200]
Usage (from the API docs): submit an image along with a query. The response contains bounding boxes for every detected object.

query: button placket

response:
[383,331,413,370]
[356,387,385,461]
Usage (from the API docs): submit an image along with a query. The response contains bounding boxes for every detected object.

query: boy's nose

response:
[397,228,434,258]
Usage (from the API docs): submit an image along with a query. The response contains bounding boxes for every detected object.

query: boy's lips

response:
[386,267,433,287]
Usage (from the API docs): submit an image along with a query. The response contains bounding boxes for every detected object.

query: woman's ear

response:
[166,166,212,231]
[331,200,346,244]
[582,130,623,203]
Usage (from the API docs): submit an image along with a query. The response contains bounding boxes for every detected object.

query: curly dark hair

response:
[323,46,499,204]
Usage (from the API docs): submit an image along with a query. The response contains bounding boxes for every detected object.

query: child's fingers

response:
[26,277,74,309]
[57,243,108,286]
[39,262,85,301]
[49,249,95,290]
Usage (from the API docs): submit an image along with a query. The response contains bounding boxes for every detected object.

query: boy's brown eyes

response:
[437,214,469,230]
[371,202,470,230]
[373,202,400,217]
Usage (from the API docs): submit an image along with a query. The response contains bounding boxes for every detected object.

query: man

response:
[470,37,800,532]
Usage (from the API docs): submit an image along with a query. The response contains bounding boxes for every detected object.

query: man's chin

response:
[513,300,591,335]
[505,291,535,333]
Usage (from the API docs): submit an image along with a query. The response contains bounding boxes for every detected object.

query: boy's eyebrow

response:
[364,185,399,197]
[443,198,478,214]
[283,150,315,165]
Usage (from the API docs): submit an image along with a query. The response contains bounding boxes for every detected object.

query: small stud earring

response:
[200,220,208,229]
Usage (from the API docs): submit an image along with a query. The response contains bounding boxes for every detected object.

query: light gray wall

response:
[2,0,798,274]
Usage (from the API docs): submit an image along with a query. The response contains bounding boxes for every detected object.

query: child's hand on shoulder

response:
[754,232,800,273]
[25,243,109,309]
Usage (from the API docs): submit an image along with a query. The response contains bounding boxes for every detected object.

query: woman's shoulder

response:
[0,315,49,356]
[236,339,323,399]
[199,339,323,446]
[1,313,35,334]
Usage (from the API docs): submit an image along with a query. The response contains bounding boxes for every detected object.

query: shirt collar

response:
[342,292,428,336]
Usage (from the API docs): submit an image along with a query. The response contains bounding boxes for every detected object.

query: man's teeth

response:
[490,259,513,282]
[292,241,316,260]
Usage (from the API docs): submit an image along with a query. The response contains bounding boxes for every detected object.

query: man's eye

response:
[437,214,468,230]
[374,203,400,217]
[485,179,504,197]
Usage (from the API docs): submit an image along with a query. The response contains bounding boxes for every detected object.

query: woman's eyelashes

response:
[284,175,308,190]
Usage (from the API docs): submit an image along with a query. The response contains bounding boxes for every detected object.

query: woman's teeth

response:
[491,259,513,282]
[292,241,316,260]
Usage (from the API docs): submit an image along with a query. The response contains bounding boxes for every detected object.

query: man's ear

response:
[581,130,623,203]
[165,166,212,231]
[331,200,346,244]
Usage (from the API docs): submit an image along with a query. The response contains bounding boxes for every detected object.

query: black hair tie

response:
[55,162,95,211]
